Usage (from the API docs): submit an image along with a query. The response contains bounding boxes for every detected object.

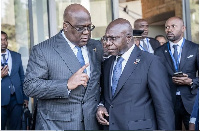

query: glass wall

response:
[32,0,49,45]
[190,0,199,44]
[55,0,113,39]
[1,0,30,71]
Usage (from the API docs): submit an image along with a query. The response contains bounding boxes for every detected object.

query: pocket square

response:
[187,55,193,59]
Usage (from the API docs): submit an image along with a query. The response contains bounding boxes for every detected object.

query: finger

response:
[183,73,188,77]
[80,81,87,87]
[81,76,88,82]
[80,76,89,83]
[81,73,89,80]
[78,63,89,73]
[97,113,109,125]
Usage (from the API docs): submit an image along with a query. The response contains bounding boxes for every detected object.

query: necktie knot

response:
[1,54,6,63]
[117,56,124,63]
[173,45,178,50]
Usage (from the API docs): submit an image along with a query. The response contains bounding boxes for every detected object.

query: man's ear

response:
[182,25,186,33]
[63,22,68,32]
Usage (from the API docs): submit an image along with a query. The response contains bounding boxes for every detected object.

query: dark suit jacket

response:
[101,46,174,130]
[154,39,199,114]
[24,30,103,130]
[1,50,28,106]
[148,37,160,50]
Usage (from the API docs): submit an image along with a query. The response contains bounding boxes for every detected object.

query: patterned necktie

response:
[173,45,178,64]
[76,46,86,73]
[2,54,6,63]
[141,39,148,51]
[112,57,124,96]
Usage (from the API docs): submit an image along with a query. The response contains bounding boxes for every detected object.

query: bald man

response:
[96,18,174,130]
[134,19,160,53]
[155,17,199,130]
[24,4,103,130]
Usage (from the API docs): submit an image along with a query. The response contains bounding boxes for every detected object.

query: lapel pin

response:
[93,48,96,52]
[165,50,168,53]
[134,59,140,64]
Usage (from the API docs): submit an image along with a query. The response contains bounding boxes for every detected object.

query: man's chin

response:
[79,41,88,47]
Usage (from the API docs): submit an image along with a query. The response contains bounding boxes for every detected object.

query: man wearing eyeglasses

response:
[24,4,103,130]
[96,18,174,130]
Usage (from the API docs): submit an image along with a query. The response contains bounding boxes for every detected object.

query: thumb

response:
[78,63,89,73]
[104,112,109,117]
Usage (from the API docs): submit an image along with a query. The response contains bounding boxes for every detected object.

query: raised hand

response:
[67,63,89,90]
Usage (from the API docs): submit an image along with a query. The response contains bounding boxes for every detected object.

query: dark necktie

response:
[2,54,6,63]
[173,45,178,64]
[76,46,86,73]
[112,57,124,96]
[142,39,148,51]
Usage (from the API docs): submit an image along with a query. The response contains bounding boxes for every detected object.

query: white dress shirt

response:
[111,44,135,86]
[1,49,12,75]
[139,38,154,53]
[61,31,90,77]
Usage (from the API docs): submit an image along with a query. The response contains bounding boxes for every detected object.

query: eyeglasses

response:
[65,21,95,32]
[101,36,121,43]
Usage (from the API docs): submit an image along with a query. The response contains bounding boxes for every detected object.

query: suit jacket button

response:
[81,101,84,104]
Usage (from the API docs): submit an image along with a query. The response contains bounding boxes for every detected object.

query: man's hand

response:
[1,65,9,78]
[24,100,29,108]
[189,123,195,130]
[172,73,192,86]
[96,105,109,125]
[67,63,89,90]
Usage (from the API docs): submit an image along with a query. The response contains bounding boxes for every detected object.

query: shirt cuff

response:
[98,103,104,107]
[189,117,196,124]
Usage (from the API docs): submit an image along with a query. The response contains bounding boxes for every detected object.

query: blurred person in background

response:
[134,19,160,53]
[155,35,167,46]
[1,31,29,130]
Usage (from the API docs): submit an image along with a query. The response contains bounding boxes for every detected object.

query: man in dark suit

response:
[1,31,29,130]
[134,19,160,53]
[154,17,199,130]
[96,18,174,130]
[23,4,103,130]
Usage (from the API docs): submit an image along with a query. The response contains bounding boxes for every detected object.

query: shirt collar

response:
[169,37,184,49]
[61,31,87,50]
[116,44,135,62]
[1,49,9,55]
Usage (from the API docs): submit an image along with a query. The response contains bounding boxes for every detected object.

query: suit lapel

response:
[108,56,115,100]
[179,40,191,71]
[163,44,175,72]
[9,50,16,76]
[83,40,98,98]
[53,32,81,75]
[112,46,141,99]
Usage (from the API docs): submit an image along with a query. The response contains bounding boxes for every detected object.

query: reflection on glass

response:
[190,0,199,44]
[55,0,112,39]
[1,0,30,71]
[32,0,49,45]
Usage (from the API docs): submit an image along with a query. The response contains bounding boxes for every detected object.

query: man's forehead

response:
[140,21,148,25]
[106,28,122,36]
